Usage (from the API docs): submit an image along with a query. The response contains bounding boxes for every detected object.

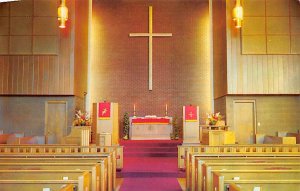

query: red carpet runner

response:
[118,140,184,191]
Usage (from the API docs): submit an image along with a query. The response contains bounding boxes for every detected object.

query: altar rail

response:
[0,145,123,169]
[178,144,300,169]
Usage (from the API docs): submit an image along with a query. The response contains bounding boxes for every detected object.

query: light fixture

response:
[58,0,68,28]
[0,0,20,2]
[233,0,243,28]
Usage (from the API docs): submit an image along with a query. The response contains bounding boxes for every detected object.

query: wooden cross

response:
[129,6,172,91]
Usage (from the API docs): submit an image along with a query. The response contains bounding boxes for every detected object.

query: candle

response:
[165,104,168,112]
[134,104,136,112]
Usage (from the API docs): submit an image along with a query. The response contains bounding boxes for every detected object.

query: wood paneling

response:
[226,0,300,95]
[225,95,300,137]
[0,55,72,95]
[213,0,227,98]
[74,0,88,98]
[0,0,74,95]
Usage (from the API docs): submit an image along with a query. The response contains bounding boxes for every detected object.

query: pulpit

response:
[129,116,172,140]
[200,125,236,145]
[92,102,119,145]
[183,105,200,144]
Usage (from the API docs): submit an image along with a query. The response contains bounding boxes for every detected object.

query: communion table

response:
[129,116,172,140]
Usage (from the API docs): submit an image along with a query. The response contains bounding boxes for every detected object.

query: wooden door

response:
[233,100,257,144]
[45,101,68,144]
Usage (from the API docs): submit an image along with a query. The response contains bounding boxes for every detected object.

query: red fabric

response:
[185,105,197,121]
[132,118,170,124]
[98,102,111,118]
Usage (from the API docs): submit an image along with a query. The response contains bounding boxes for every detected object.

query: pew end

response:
[60,184,75,191]
[229,183,241,191]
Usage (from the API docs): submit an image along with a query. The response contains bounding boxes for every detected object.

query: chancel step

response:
[120,140,182,158]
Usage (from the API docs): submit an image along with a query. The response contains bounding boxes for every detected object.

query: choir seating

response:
[212,170,300,191]
[278,131,300,144]
[256,133,296,144]
[0,133,25,144]
[0,171,89,191]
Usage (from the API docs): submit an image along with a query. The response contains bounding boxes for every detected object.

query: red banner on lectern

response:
[185,105,197,122]
[98,102,111,119]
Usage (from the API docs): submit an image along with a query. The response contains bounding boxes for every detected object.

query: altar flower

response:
[73,110,91,126]
[206,112,223,125]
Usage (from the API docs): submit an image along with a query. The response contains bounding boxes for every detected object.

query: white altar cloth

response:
[129,117,172,140]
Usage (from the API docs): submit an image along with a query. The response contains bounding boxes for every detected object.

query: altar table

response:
[129,117,172,140]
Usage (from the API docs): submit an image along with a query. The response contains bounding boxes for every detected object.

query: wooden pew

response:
[178,144,300,169]
[211,170,300,191]
[213,172,300,191]
[0,156,112,191]
[201,162,300,191]
[0,144,123,169]
[0,171,89,191]
[0,163,105,191]
[60,184,75,191]
[187,153,300,191]
[184,145,300,189]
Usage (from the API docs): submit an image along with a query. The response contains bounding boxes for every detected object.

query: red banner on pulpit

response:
[98,102,111,119]
[185,105,197,122]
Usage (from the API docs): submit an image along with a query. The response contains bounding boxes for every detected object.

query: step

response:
[120,140,182,147]
[124,147,177,152]
[124,151,178,157]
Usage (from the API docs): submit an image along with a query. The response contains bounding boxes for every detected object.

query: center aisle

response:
[118,140,184,191]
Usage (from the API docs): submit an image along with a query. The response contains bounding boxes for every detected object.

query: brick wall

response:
[91,1,212,137]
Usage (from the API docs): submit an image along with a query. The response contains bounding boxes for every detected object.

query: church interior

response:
[0,0,299,190]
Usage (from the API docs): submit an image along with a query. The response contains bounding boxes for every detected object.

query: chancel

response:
[0,0,299,191]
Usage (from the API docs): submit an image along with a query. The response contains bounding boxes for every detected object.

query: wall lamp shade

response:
[58,0,68,28]
[233,0,243,28]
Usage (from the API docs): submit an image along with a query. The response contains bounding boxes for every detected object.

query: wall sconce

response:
[233,0,243,28]
[58,0,68,28]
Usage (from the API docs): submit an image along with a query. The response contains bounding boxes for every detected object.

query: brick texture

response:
[91,1,212,137]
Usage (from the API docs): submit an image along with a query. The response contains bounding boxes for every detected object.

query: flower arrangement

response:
[206,112,223,125]
[73,110,91,126]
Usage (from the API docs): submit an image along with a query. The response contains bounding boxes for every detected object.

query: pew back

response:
[212,170,300,191]
[0,157,111,191]
[0,171,90,191]
[187,153,300,191]
[0,163,105,191]
[201,162,300,191]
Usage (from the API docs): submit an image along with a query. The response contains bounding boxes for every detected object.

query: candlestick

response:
[165,104,168,116]
[133,104,136,117]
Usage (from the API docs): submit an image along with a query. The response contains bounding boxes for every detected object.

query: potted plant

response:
[123,112,130,140]
[172,115,179,140]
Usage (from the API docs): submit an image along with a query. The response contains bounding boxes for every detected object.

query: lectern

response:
[183,105,200,144]
[92,102,119,145]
